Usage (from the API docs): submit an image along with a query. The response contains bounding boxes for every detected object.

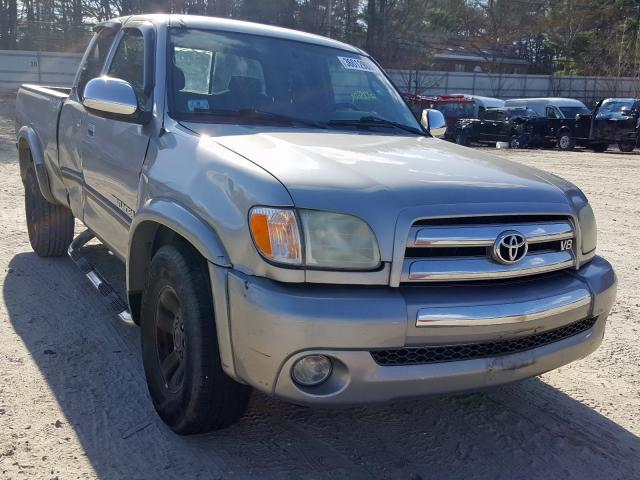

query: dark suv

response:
[447,107,538,148]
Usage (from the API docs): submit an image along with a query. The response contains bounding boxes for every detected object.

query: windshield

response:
[168,29,421,133]
[596,99,636,120]
[559,106,590,118]
[436,102,475,118]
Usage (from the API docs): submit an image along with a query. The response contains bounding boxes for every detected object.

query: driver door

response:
[545,105,562,139]
[80,23,155,257]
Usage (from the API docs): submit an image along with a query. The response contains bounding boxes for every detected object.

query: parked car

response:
[504,98,591,150]
[403,93,504,126]
[446,106,539,147]
[574,98,640,152]
[16,14,616,435]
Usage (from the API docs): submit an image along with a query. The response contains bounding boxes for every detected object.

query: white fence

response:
[1,49,639,105]
[387,69,640,105]
[0,50,81,91]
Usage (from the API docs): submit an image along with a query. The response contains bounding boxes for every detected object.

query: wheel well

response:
[558,127,571,135]
[128,223,205,324]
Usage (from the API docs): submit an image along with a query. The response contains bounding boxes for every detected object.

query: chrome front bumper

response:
[215,256,616,405]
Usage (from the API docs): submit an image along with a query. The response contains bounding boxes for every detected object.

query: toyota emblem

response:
[492,230,528,265]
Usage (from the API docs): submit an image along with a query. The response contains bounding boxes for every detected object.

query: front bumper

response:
[216,256,616,405]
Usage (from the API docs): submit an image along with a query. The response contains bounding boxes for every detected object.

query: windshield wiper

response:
[179,108,327,129]
[327,116,424,135]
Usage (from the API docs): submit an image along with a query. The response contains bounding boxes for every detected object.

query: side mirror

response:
[83,76,138,117]
[421,108,447,138]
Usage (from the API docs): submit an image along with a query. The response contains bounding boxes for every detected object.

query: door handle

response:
[87,123,95,137]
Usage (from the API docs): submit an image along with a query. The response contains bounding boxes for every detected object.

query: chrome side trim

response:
[409,221,574,248]
[405,250,575,282]
[416,288,591,327]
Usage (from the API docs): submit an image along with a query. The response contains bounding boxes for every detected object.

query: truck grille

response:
[371,316,597,366]
[401,215,576,282]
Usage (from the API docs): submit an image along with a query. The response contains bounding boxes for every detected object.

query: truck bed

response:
[15,84,70,181]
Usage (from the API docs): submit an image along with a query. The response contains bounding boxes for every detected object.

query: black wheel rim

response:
[155,286,185,394]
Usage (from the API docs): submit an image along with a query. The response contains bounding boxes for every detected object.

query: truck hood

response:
[183,123,575,260]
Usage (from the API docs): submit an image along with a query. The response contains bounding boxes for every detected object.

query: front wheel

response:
[557,132,575,151]
[618,142,635,152]
[140,243,251,434]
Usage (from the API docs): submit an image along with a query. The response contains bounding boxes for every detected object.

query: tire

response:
[557,132,575,151]
[140,243,251,434]
[618,142,635,153]
[591,143,608,152]
[455,133,470,146]
[24,166,74,257]
[509,136,520,149]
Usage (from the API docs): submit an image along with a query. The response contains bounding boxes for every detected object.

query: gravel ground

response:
[0,95,638,479]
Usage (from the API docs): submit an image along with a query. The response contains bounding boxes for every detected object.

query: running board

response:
[67,230,133,323]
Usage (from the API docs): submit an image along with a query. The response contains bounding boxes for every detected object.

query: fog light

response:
[291,355,332,386]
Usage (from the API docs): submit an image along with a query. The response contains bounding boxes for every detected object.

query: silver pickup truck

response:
[15,14,616,435]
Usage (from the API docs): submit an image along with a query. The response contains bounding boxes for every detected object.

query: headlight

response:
[299,210,380,270]
[577,203,597,254]
[249,207,380,270]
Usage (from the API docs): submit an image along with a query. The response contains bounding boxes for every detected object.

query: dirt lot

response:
[0,95,638,479]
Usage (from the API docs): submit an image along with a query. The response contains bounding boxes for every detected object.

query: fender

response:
[127,198,238,378]
[127,198,231,294]
[17,126,57,204]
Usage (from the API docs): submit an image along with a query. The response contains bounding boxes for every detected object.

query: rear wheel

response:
[24,166,74,257]
[509,136,521,149]
[140,243,251,434]
[618,142,635,152]
[557,132,575,151]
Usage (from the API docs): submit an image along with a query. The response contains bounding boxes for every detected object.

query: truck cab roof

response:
[100,14,364,55]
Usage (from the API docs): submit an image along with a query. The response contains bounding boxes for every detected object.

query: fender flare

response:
[17,126,57,204]
[127,198,232,294]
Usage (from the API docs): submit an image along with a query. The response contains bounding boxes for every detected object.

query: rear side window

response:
[77,28,117,99]
[108,29,146,107]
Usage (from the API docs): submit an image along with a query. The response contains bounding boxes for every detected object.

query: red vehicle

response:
[403,94,476,126]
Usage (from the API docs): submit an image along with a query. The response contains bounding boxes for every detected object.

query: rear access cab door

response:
[58,24,120,220]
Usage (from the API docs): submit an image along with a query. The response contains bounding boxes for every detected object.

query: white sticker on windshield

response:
[338,56,376,72]
[187,99,209,112]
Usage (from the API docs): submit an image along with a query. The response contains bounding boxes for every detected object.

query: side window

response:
[77,28,117,99]
[546,106,560,119]
[108,29,146,107]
